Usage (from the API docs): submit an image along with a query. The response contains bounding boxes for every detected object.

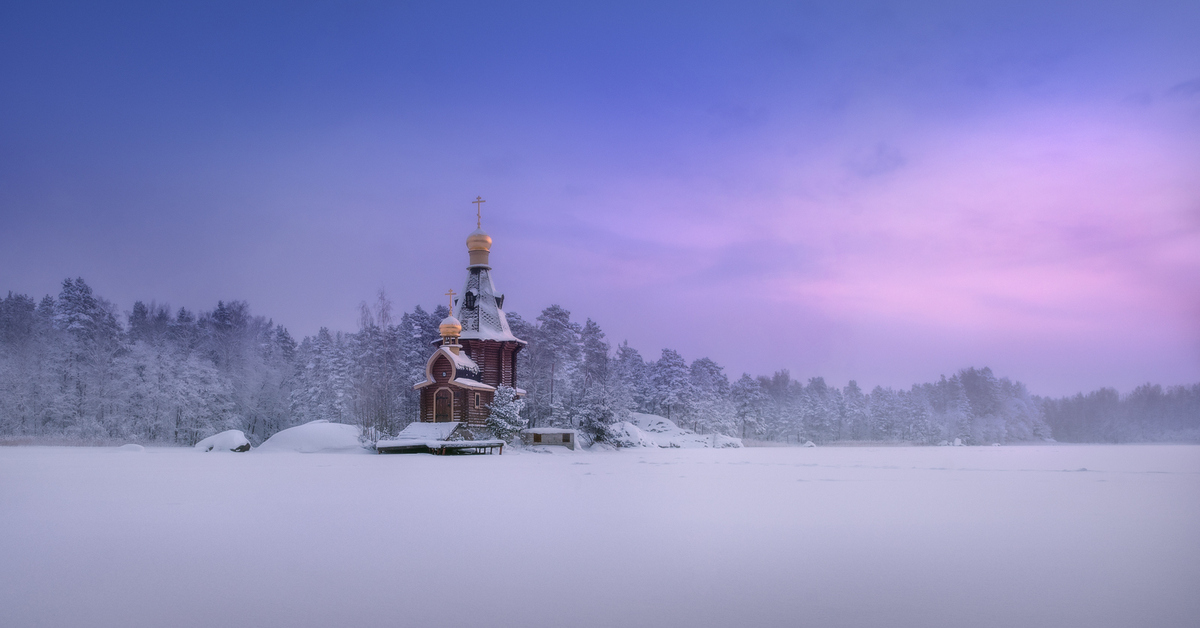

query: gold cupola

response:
[467,228,492,267]
[439,314,462,339]
[439,288,463,352]
[439,314,463,354]
[467,195,492,267]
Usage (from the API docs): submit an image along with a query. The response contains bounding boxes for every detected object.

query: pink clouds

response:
[542,103,1198,394]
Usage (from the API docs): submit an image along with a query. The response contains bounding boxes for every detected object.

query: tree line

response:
[1,278,1196,445]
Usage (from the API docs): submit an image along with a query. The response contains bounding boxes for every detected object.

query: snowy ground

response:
[2,444,1197,628]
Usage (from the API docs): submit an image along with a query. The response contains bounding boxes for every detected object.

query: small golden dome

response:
[439,315,462,337]
[466,228,492,252]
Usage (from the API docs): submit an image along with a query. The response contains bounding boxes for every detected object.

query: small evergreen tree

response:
[576,385,615,444]
[486,385,527,442]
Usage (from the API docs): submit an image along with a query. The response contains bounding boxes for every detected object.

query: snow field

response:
[1,445,1197,628]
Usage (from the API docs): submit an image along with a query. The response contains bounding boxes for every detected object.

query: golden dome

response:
[439,315,462,337]
[466,228,492,252]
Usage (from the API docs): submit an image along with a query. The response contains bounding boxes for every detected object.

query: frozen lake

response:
[2,444,1197,628]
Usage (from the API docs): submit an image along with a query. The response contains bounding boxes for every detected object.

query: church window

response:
[474,393,481,408]
[464,291,477,309]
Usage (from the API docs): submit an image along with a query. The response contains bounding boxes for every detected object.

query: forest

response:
[1,278,1197,445]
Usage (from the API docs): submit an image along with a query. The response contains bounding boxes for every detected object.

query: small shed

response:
[520,428,576,450]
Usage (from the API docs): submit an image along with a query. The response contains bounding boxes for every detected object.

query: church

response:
[412,199,526,426]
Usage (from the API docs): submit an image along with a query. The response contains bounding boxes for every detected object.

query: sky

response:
[1,1,1197,397]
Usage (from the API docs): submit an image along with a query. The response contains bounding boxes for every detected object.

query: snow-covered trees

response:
[486,385,526,442]
[1,278,1192,446]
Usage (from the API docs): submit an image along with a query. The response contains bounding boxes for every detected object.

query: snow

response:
[448,376,494,391]
[376,438,505,450]
[394,422,462,441]
[522,427,576,435]
[116,444,145,453]
[609,413,744,448]
[445,348,479,372]
[254,421,364,453]
[2,445,1198,628]
[194,430,251,453]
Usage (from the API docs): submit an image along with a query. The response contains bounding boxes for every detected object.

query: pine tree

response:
[579,318,610,394]
[486,385,527,442]
[609,341,647,418]
[575,384,615,443]
[651,348,692,422]
[689,357,732,434]
[842,381,870,440]
[731,373,768,439]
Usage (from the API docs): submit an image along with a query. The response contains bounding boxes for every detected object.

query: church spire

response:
[455,197,523,344]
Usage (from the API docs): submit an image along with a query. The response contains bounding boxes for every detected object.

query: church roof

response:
[412,346,497,391]
[456,267,525,344]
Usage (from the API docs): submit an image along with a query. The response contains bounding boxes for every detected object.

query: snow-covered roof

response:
[521,428,577,435]
[396,422,462,441]
[376,438,505,449]
[455,267,525,344]
[413,347,496,391]
[446,349,480,373]
[452,378,495,391]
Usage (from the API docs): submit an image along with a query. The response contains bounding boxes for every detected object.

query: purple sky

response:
[1,2,1198,396]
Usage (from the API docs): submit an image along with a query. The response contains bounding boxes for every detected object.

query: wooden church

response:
[412,199,526,426]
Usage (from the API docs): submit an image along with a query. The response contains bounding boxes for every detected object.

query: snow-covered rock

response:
[116,444,145,453]
[803,440,817,447]
[194,430,251,452]
[607,413,742,449]
[256,421,364,453]
[606,421,658,448]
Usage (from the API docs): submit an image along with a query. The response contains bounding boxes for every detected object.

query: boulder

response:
[195,430,252,453]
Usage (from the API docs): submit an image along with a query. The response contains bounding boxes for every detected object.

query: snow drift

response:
[607,413,742,448]
[194,430,251,452]
[255,421,364,453]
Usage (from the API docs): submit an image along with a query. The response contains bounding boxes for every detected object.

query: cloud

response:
[1167,77,1200,99]
[845,143,906,178]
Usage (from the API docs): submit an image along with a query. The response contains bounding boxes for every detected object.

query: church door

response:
[435,389,451,422]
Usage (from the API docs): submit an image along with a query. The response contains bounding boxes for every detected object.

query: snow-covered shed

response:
[520,428,576,450]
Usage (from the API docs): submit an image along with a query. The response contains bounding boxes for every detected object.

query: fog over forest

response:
[2,278,1197,446]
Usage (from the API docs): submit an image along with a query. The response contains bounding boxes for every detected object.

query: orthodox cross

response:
[472,196,486,228]
[445,289,456,311]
